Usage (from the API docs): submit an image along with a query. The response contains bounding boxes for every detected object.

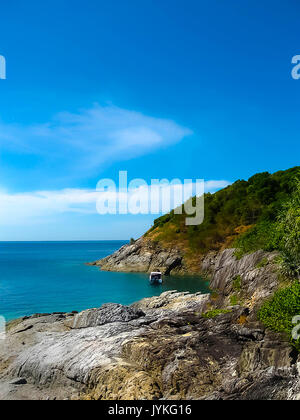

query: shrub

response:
[234,220,280,257]
[202,309,232,319]
[258,282,300,351]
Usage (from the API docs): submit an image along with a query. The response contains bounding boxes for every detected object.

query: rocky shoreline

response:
[1,245,299,400]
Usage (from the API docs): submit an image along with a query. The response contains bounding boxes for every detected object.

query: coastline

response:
[1,246,296,400]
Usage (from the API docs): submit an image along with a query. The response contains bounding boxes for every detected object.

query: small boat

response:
[149,271,163,285]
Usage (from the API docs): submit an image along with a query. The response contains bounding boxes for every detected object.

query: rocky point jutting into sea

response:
[1,244,299,400]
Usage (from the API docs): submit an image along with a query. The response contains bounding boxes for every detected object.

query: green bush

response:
[202,309,232,319]
[234,220,280,257]
[258,282,300,350]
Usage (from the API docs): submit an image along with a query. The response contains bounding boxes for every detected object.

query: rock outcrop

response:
[0,292,208,400]
[90,238,184,275]
[201,248,280,314]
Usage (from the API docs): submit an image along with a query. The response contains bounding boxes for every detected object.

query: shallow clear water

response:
[0,241,210,321]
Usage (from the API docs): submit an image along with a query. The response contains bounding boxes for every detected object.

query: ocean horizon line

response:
[0,239,129,243]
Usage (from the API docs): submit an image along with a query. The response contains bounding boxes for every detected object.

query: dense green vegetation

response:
[276,179,300,278]
[146,167,300,264]
[235,174,300,278]
[258,282,300,351]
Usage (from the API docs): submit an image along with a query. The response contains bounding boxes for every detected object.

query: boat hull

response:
[149,279,163,285]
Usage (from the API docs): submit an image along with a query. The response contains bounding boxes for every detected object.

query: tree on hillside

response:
[277,178,300,279]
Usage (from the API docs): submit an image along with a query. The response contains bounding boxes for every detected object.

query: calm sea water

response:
[0,241,210,321]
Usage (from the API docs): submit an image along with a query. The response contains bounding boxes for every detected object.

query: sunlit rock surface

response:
[0,287,299,400]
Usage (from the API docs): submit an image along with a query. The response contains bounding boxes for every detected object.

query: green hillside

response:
[145,166,300,276]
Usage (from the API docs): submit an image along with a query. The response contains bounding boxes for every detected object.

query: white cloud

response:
[0,104,193,178]
[0,180,231,226]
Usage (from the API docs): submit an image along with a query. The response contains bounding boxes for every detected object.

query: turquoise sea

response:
[0,241,210,321]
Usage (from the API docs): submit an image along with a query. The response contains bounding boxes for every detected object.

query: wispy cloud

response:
[0,180,231,226]
[0,104,193,179]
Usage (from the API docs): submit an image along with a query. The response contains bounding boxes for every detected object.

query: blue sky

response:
[0,0,299,240]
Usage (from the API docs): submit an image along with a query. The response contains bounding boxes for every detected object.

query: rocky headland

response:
[89,237,184,275]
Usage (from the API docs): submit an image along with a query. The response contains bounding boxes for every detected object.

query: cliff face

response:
[201,248,280,314]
